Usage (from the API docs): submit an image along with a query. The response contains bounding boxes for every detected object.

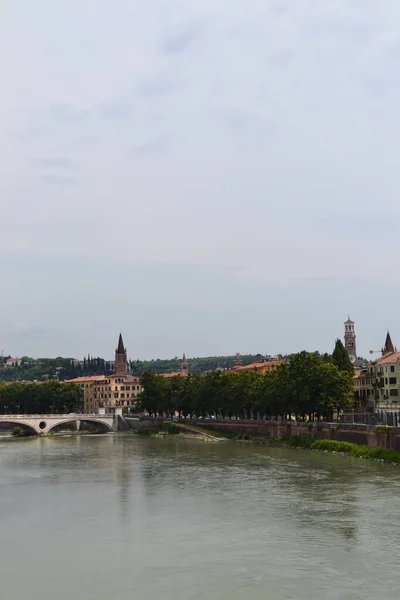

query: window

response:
[390,389,398,397]
[114,393,119,399]
[121,393,125,399]
[391,366,395,373]
[385,378,388,385]
[126,386,130,391]
[389,377,397,385]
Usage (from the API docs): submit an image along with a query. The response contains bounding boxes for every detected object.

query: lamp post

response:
[4,405,7,415]
[17,405,20,416]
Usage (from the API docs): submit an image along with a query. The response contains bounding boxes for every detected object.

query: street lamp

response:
[17,405,20,415]
[4,405,7,415]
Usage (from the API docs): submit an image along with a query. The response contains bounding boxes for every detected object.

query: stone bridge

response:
[0,413,116,435]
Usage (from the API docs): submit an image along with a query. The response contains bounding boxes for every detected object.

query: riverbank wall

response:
[124,417,400,450]
[195,420,400,450]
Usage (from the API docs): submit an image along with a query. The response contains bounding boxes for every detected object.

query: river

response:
[1,434,399,600]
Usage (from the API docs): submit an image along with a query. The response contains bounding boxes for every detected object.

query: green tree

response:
[332,339,354,373]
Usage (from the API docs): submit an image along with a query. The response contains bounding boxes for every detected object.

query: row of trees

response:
[0,381,82,414]
[138,343,355,421]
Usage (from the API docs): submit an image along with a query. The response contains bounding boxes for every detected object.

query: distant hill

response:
[0,353,282,382]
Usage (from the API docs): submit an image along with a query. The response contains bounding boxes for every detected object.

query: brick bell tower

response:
[115,333,127,376]
[344,317,357,365]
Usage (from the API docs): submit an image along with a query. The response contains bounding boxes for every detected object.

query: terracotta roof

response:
[374,351,400,365]
[66,376,105,383]
[232,360,284,372]
[161,372,187,378]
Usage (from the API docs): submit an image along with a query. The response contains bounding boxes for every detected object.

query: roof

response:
[116,333,125,354]
[374,351,400,365]
[66,376,105,383]
[161,372,187,378]
[382,331,395,355]
[232,360,284,372]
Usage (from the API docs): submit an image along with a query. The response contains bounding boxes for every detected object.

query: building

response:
[161,353,190,378]
[354,331,400,410]
[90,334,142,411]
[231,357,284,374]
[4,357,22,368]
[65,375,106,411]
[344,317,357,365]
[68,334,143,411]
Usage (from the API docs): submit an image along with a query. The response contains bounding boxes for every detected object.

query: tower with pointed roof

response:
[344,317,357,364]
[181,352,189,376]
[382,331,396,356]
[233,352,243,369]
[115,333,127,376]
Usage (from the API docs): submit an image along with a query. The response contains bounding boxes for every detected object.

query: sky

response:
[1,0,400,360]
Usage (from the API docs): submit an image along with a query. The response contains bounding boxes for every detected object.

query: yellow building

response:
[65,375,105,411]
[91,375,142,410]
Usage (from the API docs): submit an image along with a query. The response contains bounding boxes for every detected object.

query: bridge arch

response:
[0,419,39,435]
[47,418,113,434]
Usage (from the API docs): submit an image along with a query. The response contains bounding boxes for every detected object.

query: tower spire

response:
[382,331,395,356]
[115,333,127,376]
[117,333,125,354]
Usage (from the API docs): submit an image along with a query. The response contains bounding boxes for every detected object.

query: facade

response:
[65,375,105,411]
[354,332,400,410]
[344,317,357,364]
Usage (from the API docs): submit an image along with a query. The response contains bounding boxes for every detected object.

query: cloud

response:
[2,0,400,356]
[48,103,91,124]
[161,26,201,54]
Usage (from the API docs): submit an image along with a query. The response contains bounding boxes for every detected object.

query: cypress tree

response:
[332,339,354,373]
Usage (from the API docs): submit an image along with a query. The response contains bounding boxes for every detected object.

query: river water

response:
[1,435,400,600]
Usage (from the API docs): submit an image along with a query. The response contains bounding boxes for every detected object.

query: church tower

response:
[181,352,189,376]
[344,317,357,364]
[115,333,127,376]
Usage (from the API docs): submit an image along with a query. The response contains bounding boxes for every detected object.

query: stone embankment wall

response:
[124,417,400,450]
[198,420,400,450]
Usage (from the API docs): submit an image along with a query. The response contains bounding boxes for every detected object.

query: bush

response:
[284,436,400,464]
[137,428,158,436]
[286,436,313,449]
[167,424,181,435]
[11,426,26,438]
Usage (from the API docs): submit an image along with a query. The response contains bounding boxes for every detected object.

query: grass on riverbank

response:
[285,436,400,464]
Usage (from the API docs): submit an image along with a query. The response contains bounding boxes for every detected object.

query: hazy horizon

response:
[2,1,400,359]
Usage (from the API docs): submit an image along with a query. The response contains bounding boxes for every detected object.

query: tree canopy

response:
[138,351,354,421]
[0,381,82,414]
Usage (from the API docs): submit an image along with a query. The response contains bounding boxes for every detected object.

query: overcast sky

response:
[1,0,400,360]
